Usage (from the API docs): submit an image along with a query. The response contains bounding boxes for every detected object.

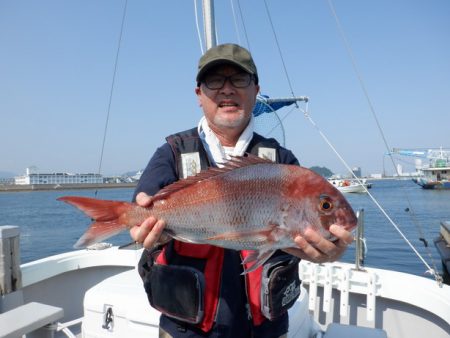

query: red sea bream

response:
[58,156,357,271]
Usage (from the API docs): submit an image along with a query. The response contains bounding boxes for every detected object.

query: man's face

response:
[195,64,260,135]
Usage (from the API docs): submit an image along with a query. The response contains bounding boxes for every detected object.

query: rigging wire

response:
[95,0,129,198]
[94,0,142,256]
[230,0,242,45]
[262,0,297,105]
[194,0,205,54]
[265,105,297,141]
[235,0,251,51]
[326,0,392,161]
[325,0,441,282]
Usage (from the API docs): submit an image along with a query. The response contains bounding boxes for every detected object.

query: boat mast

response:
[202,0,217,50]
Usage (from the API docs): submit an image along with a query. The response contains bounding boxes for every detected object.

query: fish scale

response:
[151,166,285,243]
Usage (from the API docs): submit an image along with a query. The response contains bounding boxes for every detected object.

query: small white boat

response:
[328,178,368,193]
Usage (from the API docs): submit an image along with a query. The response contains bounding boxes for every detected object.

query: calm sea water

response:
[0,180,449,279]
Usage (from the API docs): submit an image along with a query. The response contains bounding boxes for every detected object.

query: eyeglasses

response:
[202,73,254,90]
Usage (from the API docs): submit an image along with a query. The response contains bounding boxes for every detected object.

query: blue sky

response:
[1,0,449,177]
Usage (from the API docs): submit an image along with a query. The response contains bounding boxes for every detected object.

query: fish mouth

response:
[320,205,357,230]
[336,207,358,232]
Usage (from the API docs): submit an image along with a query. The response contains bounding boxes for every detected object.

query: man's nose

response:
[220,78,236,94]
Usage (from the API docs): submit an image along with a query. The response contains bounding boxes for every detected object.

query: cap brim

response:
[196,59,254,83]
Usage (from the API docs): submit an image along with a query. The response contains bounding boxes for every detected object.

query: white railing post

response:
[0,225,22,295]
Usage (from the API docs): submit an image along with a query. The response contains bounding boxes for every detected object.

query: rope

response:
[326,0,441,282]
[230,0,242,46]
[262,0,297,105]
[236,0,251,51]
[194,0,204,54]
[327,0,390,154]
[265,105,296,141]
[95,0,128,197]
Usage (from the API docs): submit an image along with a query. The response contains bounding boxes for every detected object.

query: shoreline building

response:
[352,166,362,178]
[14,167,103,185]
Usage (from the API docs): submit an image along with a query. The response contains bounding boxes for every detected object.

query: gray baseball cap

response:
[196,43,258,84]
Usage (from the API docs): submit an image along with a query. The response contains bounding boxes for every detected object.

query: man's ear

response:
[195,87,202,107]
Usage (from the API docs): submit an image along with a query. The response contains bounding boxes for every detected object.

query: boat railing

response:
[299,261,380,322]
[355,209,366,270]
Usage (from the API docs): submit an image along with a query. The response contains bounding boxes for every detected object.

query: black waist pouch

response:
[261,254,301,320]
[139,249,205,324]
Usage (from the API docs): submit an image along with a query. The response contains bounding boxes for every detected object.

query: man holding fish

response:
[58,43,355,338]
[129,44,355,338]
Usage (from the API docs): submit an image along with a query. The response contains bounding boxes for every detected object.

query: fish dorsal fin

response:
[151,154,273,202]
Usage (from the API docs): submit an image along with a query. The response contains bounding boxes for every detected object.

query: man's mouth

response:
[218,102,239,108]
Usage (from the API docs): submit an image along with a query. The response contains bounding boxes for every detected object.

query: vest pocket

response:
[261,255,301,320]
[144,263,205,324]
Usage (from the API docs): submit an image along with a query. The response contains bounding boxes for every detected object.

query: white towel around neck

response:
[197,115,254,167]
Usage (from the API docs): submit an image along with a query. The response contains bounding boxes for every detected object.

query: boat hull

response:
[415,178,450,190]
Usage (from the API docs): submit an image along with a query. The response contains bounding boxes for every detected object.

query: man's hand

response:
[283,225,354,263]
[129,192,166,249]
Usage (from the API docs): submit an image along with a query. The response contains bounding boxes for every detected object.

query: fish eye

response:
[319,196,333,211]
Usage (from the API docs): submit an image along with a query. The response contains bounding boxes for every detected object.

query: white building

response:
[396,164,403,176]
[352,166,362,178]
[14,167,103,185]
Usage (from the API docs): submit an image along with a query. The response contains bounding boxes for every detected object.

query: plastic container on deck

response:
[82,269,160,337]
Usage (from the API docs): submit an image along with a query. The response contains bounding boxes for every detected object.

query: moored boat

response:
[328,178,369,193]
[415,165,450,190]
[390,148,450,190]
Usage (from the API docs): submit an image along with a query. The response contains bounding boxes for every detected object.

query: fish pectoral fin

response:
[74,222,128,248]
[241,249,276,274]
[241,250,260,264]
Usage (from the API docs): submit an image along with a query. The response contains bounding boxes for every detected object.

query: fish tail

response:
[57,196,135,248]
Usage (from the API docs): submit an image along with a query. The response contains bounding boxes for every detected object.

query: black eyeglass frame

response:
[200,73,255,90]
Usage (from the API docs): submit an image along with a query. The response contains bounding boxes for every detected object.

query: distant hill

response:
[309,166,333,178]
[0,171,16,179]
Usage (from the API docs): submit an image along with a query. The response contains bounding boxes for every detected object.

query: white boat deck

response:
[0,245,448,338]
[1,224,449,338]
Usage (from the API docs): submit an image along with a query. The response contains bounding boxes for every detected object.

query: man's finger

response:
[329,224,354,245]
[143,219,166,249]
[131,216,156,242]
[136,192,153,207]
[293,235,323,261]
[303,228,336,256]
